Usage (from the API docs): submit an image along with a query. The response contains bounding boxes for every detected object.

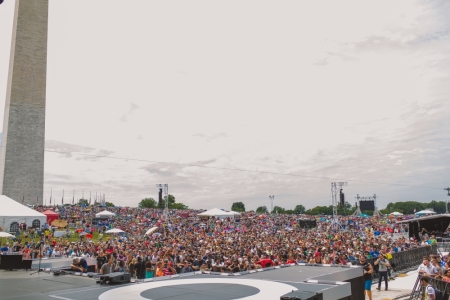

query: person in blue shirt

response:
[370,247,380,258]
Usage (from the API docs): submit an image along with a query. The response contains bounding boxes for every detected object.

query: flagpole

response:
[50,188,52,206]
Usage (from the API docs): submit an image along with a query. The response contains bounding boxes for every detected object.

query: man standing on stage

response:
[358,255,374,300]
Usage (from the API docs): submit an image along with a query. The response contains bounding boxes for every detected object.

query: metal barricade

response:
[438,242,450,253]
[366,245,437,283]
[409,275,450,300]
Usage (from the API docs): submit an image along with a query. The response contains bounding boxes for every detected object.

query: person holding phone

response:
[375,253,390,291]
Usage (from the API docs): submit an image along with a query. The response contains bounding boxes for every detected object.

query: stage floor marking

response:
[98,278,297,300]
[49,296,75,300]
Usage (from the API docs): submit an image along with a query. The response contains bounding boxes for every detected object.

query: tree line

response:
[230,200,449,215]
[138,194,188,209]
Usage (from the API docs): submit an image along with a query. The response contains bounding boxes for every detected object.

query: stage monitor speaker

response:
[280,290,323,300]
[100,272,131,284]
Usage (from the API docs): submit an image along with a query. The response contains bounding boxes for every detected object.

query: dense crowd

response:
[0,204,443,279]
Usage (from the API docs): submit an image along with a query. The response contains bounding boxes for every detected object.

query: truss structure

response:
[331,182,347,230]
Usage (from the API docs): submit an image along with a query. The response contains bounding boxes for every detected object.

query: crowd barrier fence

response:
[409,275,450,300]
[438,242,450,253]
[366,245,437,283]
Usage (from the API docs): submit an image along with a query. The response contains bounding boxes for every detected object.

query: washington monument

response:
[0,0,48,205]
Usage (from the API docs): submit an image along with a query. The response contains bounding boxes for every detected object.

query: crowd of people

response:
[0,205,439,282]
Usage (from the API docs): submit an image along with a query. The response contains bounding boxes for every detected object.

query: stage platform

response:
[0,264,363,300]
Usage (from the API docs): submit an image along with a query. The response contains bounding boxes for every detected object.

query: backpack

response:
[434,287,443,300]
[428,286,443,300]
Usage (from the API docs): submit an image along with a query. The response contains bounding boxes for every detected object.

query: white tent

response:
[95,210,115,217]
[415,210,437,216]
[197,208,234,218]
[389,212,404,216]
[0,195,47,233]
[105,228,124,233]
[229,211,242,215]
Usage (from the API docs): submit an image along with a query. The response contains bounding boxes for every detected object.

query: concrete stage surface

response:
[0,264,363,300]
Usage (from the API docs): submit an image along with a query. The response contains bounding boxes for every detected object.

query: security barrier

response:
[409,275,450,300]
[366,245,437,283]
[438,242,450,253]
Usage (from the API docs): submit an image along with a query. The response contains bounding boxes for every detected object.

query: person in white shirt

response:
[417,258,438,277]
[420,276,435,300]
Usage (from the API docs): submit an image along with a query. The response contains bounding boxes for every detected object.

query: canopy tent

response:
[95,210,115,217]
[415,210,437,216]
[0,195,47,233]
[42,210,59,224]
[389,212,404,216]
[397,214,450,240]
[197,208,234,219]
[105,228,124,233]
[228,211,242,215]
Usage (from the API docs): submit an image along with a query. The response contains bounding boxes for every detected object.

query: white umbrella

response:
[105,228,124,234]
[0,232,15,238]
[145,227,159,235]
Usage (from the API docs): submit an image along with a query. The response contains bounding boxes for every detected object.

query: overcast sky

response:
[0,0,449,210]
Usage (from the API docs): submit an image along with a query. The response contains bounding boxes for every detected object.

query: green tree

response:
[105,202,115,207]
[294,205,306,214]
[256,206,268,213]
[139,198,158,208]
[305,206,332,215]
[271,206,285,214]
[170,203,188,209]
[159,194,176,208]
[231,202,245,212]
[78,198,89,206]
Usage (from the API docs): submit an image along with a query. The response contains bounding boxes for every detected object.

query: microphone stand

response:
[30,241,43,275]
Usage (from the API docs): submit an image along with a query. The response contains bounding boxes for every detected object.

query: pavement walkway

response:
[372,271,419,300]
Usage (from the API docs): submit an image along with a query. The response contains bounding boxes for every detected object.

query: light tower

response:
[156,184,169,218]
[331,182,347,230]
[269,195,274,213]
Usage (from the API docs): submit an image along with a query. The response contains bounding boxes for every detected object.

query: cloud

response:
[192,132,228,142]
[119,102,140,122]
